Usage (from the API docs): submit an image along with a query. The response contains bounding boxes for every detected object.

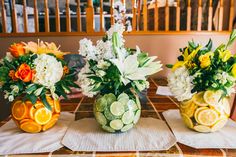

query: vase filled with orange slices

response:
[167,30,236,133]
[0,40,79,133]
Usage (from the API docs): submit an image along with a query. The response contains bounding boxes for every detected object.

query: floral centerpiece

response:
[0,40,79,133]
[167,30,236,132]
[77,2,162,133]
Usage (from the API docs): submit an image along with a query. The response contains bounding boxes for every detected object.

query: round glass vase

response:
[179,90,230,133]
[11,96,61,133]
[93,92,141,133]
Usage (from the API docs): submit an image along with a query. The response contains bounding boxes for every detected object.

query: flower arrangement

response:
[77,23,162,97]
[167,30,236,101]
[0,40,79,110]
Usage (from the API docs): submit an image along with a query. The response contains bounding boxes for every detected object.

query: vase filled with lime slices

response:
[93,92,141,132]
[167,30,236,133]
[76,5,162,132]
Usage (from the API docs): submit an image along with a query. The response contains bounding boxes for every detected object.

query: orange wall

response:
[1,33,235,78]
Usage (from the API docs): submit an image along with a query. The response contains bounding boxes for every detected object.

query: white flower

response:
[168,66,195,101]
[10,85,19,94]
[97,60,110,69]
[5,52,14,62]
[8,95,14,102]
[77,63,98,97]
[106,23,125,41]
[96,70,106,77]
[111,54,162,85]
[96,40,115,60]
[79,38,97,60]
[33,54,63,88]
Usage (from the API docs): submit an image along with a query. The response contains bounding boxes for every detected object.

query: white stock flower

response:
[97,60,110,69]
[8,95,14,102]
[106,23,125,41]
[10,85,19,94]
[79,38,97,60]
[33,54,63,88]
[167,66,195,101]
[96,40,114,59]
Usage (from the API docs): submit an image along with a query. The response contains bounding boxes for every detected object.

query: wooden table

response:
[1,78,236,157]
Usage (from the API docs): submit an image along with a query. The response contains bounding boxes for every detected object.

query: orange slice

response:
[54,99,61,113]
[20,119,31,124]
[42,114,59,131]
[29,102,44,120]
[12,100,28,120]
[20,120,42,133]
[34,108,52,125]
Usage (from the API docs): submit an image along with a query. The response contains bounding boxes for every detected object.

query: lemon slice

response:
[180,99,193,109]
[203,90,222,107]
[194,107,209,124]
[193,92,208,107]
[181,113,193,129]
[193,125,211,133]
[180,103,196,117]
[211,118,228,132]
[220,98,230,116]
[197,109,219,126]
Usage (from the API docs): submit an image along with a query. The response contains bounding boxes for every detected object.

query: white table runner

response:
[163,109,236,149]
[62,118,177,151]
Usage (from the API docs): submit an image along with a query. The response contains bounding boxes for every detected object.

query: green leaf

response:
[56,84,68,99]
[24,94,37,104]
[166,64,173,68]
[137,53,148,66]
[226,29,236,49]
[41,94,52,111]
[87,76,103,82]
[25,84,38,94]
[205,39,212,50]
[3,59,16,70]
[188,41,197,49]
[0,67,10,82]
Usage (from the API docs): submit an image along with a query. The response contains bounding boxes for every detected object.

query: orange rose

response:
[9,43,25,58]
[15,63,33,82]
[8,70,18,81]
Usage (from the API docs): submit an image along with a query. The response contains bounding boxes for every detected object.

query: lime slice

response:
[193,125,211,133]
[136,96,141,109]
[203,90,222,107]
[121,123,134,132]
[102,125,115,133]
[197,109,219,126]
[194,107,209,124]
[127,100,138,111]
[95,112,107,125]
[211,118,228,132]
[110,101,125,116]
[133,110,141,124]
[105,93,116,105]
[104,108,118,121]
[122,111,135,124]
[181,113,194,129]
[118,93,129,100]
[110,119,124,130]
[95,97,107,112]
[193,92,208,107]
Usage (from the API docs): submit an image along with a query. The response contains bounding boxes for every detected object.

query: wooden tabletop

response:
[1,78,236,157]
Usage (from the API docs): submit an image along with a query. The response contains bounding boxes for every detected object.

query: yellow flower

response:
[219,50,231,62]
[232,64,236,78]
[172,61,184,71]
[199,53,212,68]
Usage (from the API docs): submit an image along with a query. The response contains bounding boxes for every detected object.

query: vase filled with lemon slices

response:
[0,41,79,133]
[167,30,236,133]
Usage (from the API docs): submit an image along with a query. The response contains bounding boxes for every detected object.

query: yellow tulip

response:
[199,53,212,68]
[232,64,236,78]
[219,50,231,62]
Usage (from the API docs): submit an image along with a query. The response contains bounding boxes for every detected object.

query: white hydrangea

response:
[77,63,98,97]
[167,66,195,101]
[79,38,97,60]
[33,54,63,88]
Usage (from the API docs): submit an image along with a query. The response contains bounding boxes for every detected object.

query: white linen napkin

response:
[62,118,177,151]
[0,112,74,155]
[156,86,173,96]
[163,109,236,149]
